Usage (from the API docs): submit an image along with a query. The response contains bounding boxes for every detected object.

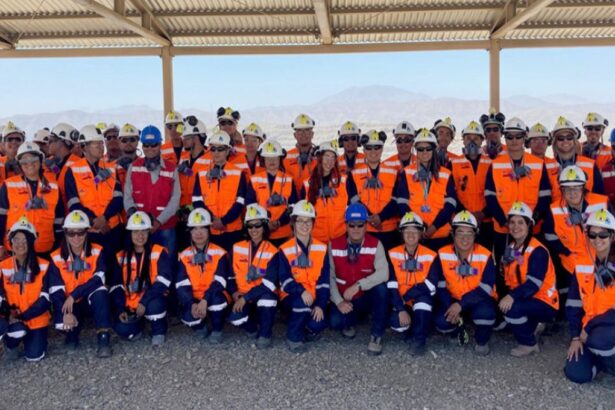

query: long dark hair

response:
[307,153,340,204]
[60,233,93,260]
[122,234,153,292]
[416,143,440,182]
[9,230,40,277]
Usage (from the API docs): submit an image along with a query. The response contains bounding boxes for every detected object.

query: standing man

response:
[581,112,610,169]
[433,117,461,168]
[383,121,416,171]
[337,121,364,174]
[479,110,506,159]
[162,111,184,164]
[284,114,317,192]
[47,123,82,204]
[103,124,122,162]
[217,107,244,154]
[116,123,141,188]
[1,122,25,180]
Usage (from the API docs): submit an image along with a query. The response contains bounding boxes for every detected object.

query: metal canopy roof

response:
[0,0,614,56]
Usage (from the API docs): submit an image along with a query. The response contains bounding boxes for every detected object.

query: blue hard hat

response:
[345,203,368,223]
[140,125,162,144]
[610,129,615,144]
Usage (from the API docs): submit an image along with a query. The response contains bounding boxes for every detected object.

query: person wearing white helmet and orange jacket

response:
[347,130,400,250]
[383,121,416,171]
[0,217,53,362]
[115,123,141,189]
[175,208,231,344]
[124,125,180,258]
[217,106,245,155]
[284,114,318,193]
[499,202,559,357]
[240,122,266,177]
[0,121,26,181]
[275,200,329,353]
[433,117,462,169]
[337,121,364,174]
[434,211,497,356]
[46,122,82,204]
[0,142,64,258]
[162,110,184,164]
[101,123,121,163]
[246,140,298,247]
[49,210,113,358]
[564,208,615,384]
[110,212,172,346]
[549,116,603,204]
[395,128,458,251]
[581,112,611,170]
[388,212,439,356]
[192,130,246,253]
[329,203,388,356]
[479,110,506,159]
[227,204,278,349]
[32,128,51,158]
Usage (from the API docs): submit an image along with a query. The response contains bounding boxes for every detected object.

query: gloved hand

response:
[177,161,193,176]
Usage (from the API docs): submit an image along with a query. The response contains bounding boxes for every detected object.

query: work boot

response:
[287,339,307,353]
[256,337,272,350]
[408,340,426,357]
[341,326,356,339]
[534,322,546,341]
[510,344,539,357]
[151,334,165,347]
[4,347,19,361]
[367,335,383,356]
[208,331,223,344]
[305,331,321,343]
[195,326,209,339]
[246,331,258,340]
[96,332,112,358]
[64,331,79,350]
[473,343,490,356]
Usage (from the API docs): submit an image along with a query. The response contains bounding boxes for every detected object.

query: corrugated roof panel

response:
[337,28,489,44]
[146,0,314,13]
[509,26,615,40]
[173,33,318,46]
[17,35,153,49]
[160,14,316,33]
[0,17,141,36]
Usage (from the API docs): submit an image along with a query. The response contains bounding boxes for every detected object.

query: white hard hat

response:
[461,121,484,138]
[9,216,37,239]
[582,112,608,128]
[291,200,316,219]
[559,165,587,187]
[315,140,339,156]
[206,131,231,147]
[258,140,285,158]
[63,210,90,230]
[182,117,207,138]
[292,114,315,130]
[504,117,529,134]
[79,125,104,143]
[393,121,416,136]
[103,123,119,135]
[242,122,265,140]
[507,201,534,224]
[2,121,25,140]
[126,211,152,231]
[434,117,456,134]
[528,123,549,139]
[552,116,579,138]
[217,107,240,122]
[16,142,44,161]
[338,121,361,136]
[361,129,387,146]
[245,204,269,223]
[399,212,425,231]
[586,209,615,231]
[187,208,212,228]
[33,129,51,144]
[51,122,79,142]
[413,128,437,146]
[119,123,140,138]
[452,210,479,231]
[165,110,183,125]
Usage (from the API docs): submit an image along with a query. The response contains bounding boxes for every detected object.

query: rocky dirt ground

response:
[0,321,613,409]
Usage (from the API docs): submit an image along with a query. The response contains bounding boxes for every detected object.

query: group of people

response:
[0,107,614,385]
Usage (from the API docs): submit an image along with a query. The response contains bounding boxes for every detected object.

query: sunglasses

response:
[505,134,525,140]
[485,127,500,133]
[219,120,234,126]
[556,135,575,142]
[209,146,228,152]
[65,230,87,238]
[348,223,365,229]
[120,137,138,144]
[340,135,359,142]
[142,143,160,149]
[415,146,434,152]
[364,145,382,151]
[246,222,265,229]
[396,137,414,144]
[585,126,603,132]
[166,124,178,130]
[588,231,611,240]
[5,137,23,143]
[104,135,118,141]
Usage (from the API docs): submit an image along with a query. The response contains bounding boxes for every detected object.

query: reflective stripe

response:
[544,233,559,241]
[67,197,81,208]
[387,281,398,289]
[236,197,245,205]
[391,325,410,332]
[492,163,512,169]
[25,352,45,362]
[539,190,551,197]
[145,311,167,321]
[231,315,249,326]
[156,276,171,287]
[504,316,528,325]
[192,196,203,202]
[40,292,50,302]
[292,307,312,313]
[445,197,457,206]
[182,318,202,327]
[311,244,327,252]
[208,301,228,312]
[484,189,496,196]
[175,278,191,288]
[257,299,277,308]
[281,278,293,290]
[87,286,107,304]
[214,275,227,288]
[412,302,432,312]
[262,279,276,292]
[424,279,436,295]
[417,254,435,263]
[49,285,65,294]
[234,246,249,255]
[577,265,594,274]
[565,298,583,308]
[396,197,409,204]
[7,330,26,339]
[473,319,495,326]
[588,345,615,357]
[526,275,543,288]
[439,252,457,262]
[479,282,492,295]
[316,283,329,289]
[109,284,124,293]
[335,278,347,285]
[438,280,447,288]
[94,271,105,282]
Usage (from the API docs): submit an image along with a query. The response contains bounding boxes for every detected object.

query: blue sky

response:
[1,47,614,115]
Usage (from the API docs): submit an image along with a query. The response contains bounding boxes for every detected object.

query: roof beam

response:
[312,0,332,44]
[0,32,13,49]
[491,0,556,39]
[128,0,172,40]
[71,0,170,46]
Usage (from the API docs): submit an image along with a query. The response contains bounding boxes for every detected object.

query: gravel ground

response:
[0,320,613,410]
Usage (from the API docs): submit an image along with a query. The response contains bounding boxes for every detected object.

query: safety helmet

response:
[559,165,587,187]
[217,107,240,123]
[452,210,479,231]
[140,125,162,145]
[291,200,316,219]
[16,142,44,161]
[507,201,534,225]
[399,212,425,231]
[582,112,609,128]
[119,123,140,138]
[79,125,104,143]
[528,123,550,139]
[258,140,285,158]
[206,131,231,147]
[361,130,387,146]
[165,111,183,125]
[9,216,37,239]
[461,121,485,138]
[338,121,361,137]
[103,123,119,135]
[126,211,152,231]
[480,109,506,128]
[95,122,107,132]
[585,209,615,232]
[413,128,437,146]
[63,210,90,230]
[315,140,339,156]
[393,121,416,137]
[504,117,529,134]
[245,203,269,223]
[551,116,580,139]
[187,208,212,228]
[292,114,315,130]
[434,117,456,135]
[345,203,368,223]
[2,121,25,140]
[51,122,79,143]
[33,129,51,144]
[242,123,265,140]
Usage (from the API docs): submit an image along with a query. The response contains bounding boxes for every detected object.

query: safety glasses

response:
[364,145,382,151]
[415,146,434,153]
[484,127,500,133]
[120,137,138,144]
[18,157,40,166]
[209,146,228,153]
[340,135,359,143]
[65,230,87,238]
[104,134,118,141]
[585,126,603,132]
[5,136,23,144]
[218,120,234,126]
[165,124,178,130]
[588,231,611,240]
[556,135,575,142]
[142,143,160,149]
[246,222,265,229]
[396,137,414,145]
[348,223,365,229]
[504,134,525,141]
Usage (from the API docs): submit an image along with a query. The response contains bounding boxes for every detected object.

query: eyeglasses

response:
[120,137,138,144]
[142,143,160,149]
[588,231,611,240]
[65,230,87,238]
[364,145,382,151]
[396,137,414,144]
[18,157,40,166]
[340,135,359,143]
[209,146,228,152]
[246,222,265,229]
[504,134,525,140]
[104,134,118,141]
[485,127,500,133]
[415,146,434,153]
[556,135,575,142]
[348,223,365,229]
[219,120,234,126]
[166,124,178,130]
[5,137,23,143]
[585,126,603,132]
